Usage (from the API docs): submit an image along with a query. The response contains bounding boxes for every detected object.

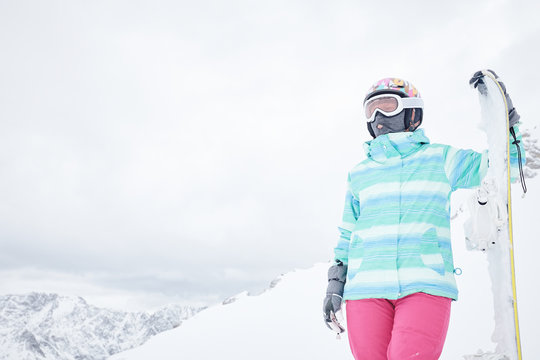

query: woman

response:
[322,72,524,360]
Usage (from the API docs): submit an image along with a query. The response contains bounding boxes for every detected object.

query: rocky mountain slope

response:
[0,292,203,360]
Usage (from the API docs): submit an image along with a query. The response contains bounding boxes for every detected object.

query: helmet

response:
[363,77,423,138]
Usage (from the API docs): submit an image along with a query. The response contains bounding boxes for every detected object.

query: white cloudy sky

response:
[1,0,539,310]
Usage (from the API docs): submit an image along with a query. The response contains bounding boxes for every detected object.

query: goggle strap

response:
[400,97,424,109]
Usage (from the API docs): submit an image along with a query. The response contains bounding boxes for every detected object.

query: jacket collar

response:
[363,129,430,163]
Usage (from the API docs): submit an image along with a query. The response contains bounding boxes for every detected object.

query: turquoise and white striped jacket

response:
[334,128,525,301]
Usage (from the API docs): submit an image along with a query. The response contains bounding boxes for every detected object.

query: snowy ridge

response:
[0,293,204,360]
[111,264,354,360]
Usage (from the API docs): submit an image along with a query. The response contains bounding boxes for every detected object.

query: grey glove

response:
[323,261,347,334]
[469,69,520,128]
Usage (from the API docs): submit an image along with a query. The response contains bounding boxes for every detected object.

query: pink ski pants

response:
[346,292,451,360]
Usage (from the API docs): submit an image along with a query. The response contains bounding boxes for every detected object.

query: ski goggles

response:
[364,93,424,122]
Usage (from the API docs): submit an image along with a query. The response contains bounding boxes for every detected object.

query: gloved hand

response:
[323,260,347,335]
[469,69,520,128]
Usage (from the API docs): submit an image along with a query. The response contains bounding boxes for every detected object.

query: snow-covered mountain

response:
[0,292,204,360]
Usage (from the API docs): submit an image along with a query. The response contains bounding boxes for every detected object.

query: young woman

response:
[322,72,524,360]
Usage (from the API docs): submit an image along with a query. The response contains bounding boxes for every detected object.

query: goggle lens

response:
[364,96,399,120]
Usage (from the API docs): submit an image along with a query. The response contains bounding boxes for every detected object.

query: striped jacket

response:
[334,128,524,301]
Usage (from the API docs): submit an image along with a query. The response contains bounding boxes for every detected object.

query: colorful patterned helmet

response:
[363,77,421,103]
[363,77,423,138]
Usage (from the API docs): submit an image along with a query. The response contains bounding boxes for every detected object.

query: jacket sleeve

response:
[443,146,488,191]
[333,173,360,265]
[443,125,526,191]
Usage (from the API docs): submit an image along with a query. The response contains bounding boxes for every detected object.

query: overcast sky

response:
[1,0,539,310]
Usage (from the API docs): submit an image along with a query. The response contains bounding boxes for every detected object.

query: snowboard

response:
[463,71,522,360]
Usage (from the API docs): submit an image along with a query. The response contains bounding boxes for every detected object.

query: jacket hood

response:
[363,129,430,163]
